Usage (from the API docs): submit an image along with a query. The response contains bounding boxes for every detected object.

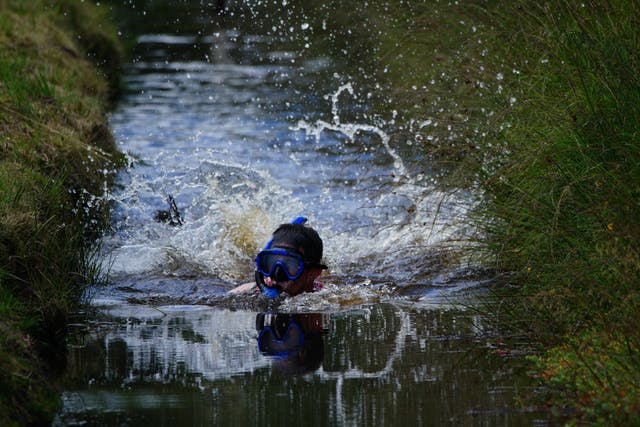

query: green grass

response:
[237,1,640,420]
[0,0,123,424]
[355,0,640,423]
[461,1,640,423]
[476,0,640,315]
[1,0,637,424]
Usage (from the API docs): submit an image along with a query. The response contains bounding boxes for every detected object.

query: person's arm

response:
[227,282,257,294]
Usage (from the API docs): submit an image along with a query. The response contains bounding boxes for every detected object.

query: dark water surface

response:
[57,303,539,426]
[56,1,552,425]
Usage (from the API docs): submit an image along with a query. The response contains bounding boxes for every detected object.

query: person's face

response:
[262,243,322,296]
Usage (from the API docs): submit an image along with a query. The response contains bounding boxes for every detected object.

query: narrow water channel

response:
[56,1,551,425]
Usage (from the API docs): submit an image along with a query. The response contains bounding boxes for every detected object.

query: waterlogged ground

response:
[57,2,554,425]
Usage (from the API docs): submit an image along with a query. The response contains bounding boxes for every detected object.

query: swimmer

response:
[256,312,326,374]
[229,217,327,297]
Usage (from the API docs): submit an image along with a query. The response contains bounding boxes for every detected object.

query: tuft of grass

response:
[356,0,640,423]
[0,0,123,424]
[529,330,640,425]
[476,0,640,326]
[452,0,640,423]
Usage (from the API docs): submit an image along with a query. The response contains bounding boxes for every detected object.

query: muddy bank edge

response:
[0,1,123,424]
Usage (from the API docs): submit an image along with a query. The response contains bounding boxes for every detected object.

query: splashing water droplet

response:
[295,84,411,184]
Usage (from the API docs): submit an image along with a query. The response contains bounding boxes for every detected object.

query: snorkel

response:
[255,216,308,298]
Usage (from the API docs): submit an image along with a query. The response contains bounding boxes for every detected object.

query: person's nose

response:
[273,265,289,282]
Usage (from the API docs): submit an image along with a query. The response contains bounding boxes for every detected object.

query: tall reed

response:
[361,0,640,421]
[468,1,640,422]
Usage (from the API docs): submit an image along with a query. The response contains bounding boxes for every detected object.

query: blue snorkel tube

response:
[256,216,308,298]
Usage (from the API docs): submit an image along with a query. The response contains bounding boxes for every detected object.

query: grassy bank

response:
[0,0,122,424]
[1,0,636,424]
[352,0,639,423]
[476,2,640,423]
[230,1,640,421]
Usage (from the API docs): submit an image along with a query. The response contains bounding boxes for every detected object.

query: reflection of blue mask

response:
[256,313,304,357]
[256,216,308,298]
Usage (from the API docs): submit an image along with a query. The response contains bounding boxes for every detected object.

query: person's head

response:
[255,221,326,296]
[256,313,325,375]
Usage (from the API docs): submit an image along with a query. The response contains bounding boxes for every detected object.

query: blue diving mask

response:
[256,247,307,281]
[255,216,308,298]
[256,313,305,356]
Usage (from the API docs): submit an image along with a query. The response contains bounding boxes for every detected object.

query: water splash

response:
[294,83,411,183]
[95,26,480,304]
[101,160,305,282]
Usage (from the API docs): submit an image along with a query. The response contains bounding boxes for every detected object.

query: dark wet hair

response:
[271,223,325,267]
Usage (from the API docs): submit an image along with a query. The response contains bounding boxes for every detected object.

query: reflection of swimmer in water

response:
[256,312,326,375]
[229,217,327,297]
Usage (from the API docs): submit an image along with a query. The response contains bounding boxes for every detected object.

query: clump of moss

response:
[529,330,640,424]
[0,0,123,424]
